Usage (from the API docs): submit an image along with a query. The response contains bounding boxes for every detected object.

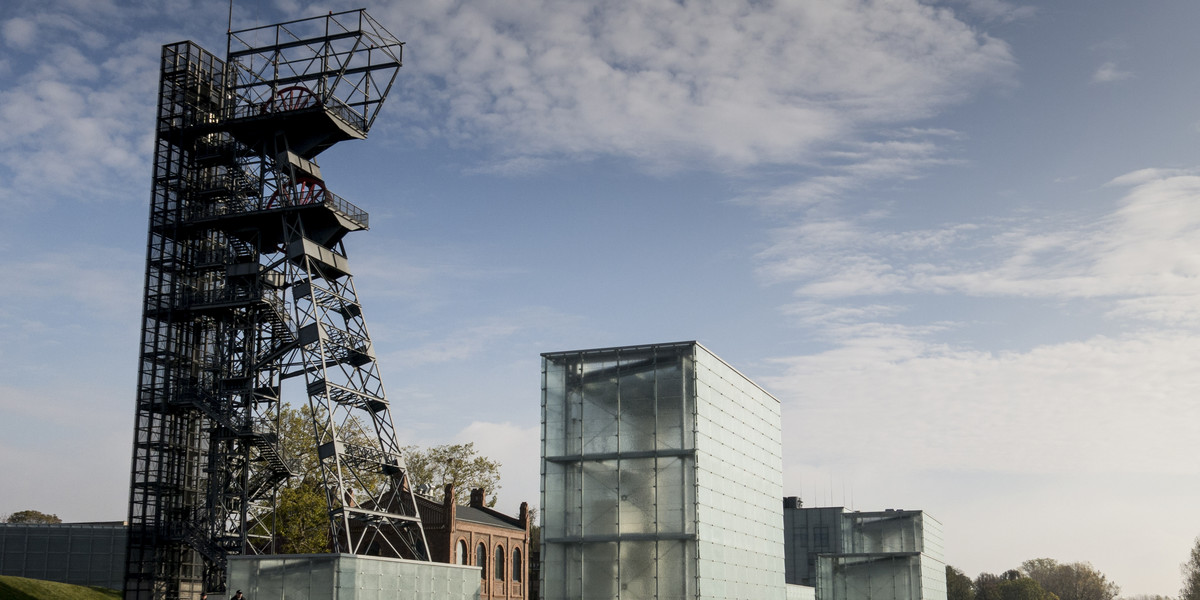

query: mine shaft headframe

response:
[226,8,403,136]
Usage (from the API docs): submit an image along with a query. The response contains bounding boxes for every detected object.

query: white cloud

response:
[1092,61,1132,83]
[374,0,1014,170]
[769,330,1200,476]
[452,421,541,516]
[938,0,1037,23]
[391,320,525,366]
[0,36,158,208]
[0,1,231,210]
[2,17,37,50]
[755,169,1200,325]
[0,245,142,320]
[741,136,965,211]
[381,307,582,366]
[1106,167,1194,187]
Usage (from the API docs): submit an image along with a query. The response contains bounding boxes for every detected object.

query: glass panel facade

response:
[226,554,481,600]
[542,342,784,600]
[789,508,947,600]
[692,344,786,600]
[783,507,844,586]
[817,555,923,600]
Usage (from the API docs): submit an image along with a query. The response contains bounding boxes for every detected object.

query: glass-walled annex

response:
[541,341,785,600]
[802,510,946,600]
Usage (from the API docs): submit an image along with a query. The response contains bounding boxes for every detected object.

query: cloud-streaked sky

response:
[1,0,1197,594]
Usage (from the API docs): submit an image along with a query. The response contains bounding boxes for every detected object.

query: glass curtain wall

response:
[814,511,947,600]
[542,341,785,600]
[817,555,924,600]
[542,343,697,600]
[692,345,786,600]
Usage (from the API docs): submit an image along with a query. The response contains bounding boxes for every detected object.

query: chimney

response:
[469,488,485,508]
[444,483,456,525]
[519,502,529,531]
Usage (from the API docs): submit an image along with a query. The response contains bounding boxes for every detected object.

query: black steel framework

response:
[124,11,426,600]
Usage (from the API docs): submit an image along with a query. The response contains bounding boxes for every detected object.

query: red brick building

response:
[419,485,531,600]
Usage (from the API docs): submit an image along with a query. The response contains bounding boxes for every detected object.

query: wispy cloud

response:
[0,2,229,210]
[2,17,38,50]
[382,307,581,366]
[1092,61,1132,83]
[375,0,1014,171]
[0,245,142,319]
[754,168,1200,325]
[938,0,1037,23]
[768,329,1200,475]
[741,136,966,212]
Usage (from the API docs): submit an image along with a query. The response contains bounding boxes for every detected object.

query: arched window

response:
[495,545,506,580]
[512,547,522,582]
[476,543,487,579]
[456,539,467,565]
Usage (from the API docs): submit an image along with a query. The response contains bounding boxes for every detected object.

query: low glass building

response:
[540,341,785,600]
[783,503,946,600]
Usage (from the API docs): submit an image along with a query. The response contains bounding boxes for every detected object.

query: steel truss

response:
[124,11,424,600]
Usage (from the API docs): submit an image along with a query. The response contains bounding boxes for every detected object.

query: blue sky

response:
[1,0,1197,594]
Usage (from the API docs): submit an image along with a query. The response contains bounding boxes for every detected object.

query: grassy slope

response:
[0,575,120,600]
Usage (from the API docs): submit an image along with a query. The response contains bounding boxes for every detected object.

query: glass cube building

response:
[541,341,785,600]
[783,504,946,600]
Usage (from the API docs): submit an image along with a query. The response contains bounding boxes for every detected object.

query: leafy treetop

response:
[5,510,62,524]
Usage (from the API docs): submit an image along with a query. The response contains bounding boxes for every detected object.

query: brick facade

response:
[419,485,530,600]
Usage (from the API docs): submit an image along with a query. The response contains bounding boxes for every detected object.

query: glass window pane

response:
[582,460,618,536]
[618,360,656,453]
[656,456,685,534]
[582,542,617,600]
[582,360,618,454]
[619,540,657,598]
[618,457,656,534]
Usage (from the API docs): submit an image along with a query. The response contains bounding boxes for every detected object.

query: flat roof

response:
[541,340,778,403]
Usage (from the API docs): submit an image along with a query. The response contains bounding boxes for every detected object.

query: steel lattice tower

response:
[124,11,427,600]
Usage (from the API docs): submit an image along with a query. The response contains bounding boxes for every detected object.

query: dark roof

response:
[541,340,696,358]
[456,504,523,531]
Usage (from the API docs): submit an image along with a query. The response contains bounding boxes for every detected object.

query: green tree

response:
[275,481,330,554]
[1021,558,1120,600]
[276,403,383,488]
[978,572,1006,600]
[266,404,383,553]
[277,403,322,484]
[402,442,502,506]
[6,510,62,524]
[997,576,1058,600]
[947,565,976,600]
[266,406,506,551]
[1182,535,1200,600]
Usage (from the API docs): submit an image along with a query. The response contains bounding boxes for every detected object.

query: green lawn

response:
[0,575,120,600]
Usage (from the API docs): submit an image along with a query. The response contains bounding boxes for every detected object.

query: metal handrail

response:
[224,93,367,132]
[185,186,368,229]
